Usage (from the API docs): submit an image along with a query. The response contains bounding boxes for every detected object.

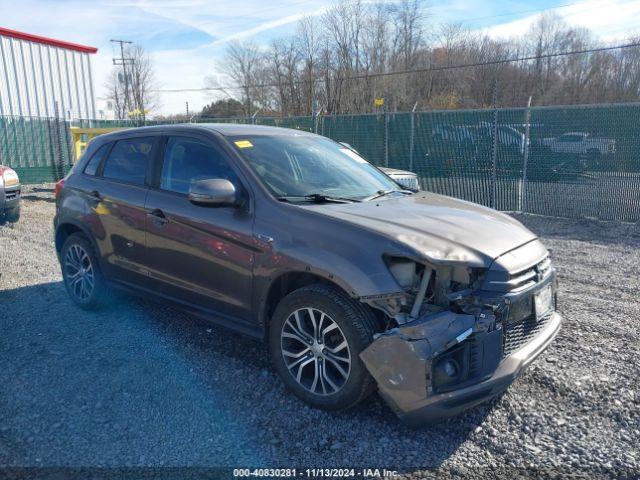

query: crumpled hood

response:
[304,192,537,267]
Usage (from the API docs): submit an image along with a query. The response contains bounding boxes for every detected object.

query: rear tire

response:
[60,233,106,310]
[269,284,378,411]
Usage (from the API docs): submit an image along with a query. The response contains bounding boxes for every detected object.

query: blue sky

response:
[2,0,640,115]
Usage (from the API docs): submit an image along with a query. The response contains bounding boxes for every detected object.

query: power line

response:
[150,41,640,94]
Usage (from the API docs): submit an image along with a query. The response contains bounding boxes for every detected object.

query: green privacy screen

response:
[0,116,72,184]
[2,103,640,221]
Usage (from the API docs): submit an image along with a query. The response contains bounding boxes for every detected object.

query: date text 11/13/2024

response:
[232,468,399,477]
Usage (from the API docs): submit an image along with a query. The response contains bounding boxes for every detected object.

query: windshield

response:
[228,134,401,201]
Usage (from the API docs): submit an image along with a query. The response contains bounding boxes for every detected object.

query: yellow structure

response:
[70,127,126,162]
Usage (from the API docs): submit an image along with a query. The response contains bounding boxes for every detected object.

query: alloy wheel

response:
[280,307,351,396]
[64,244,95,302]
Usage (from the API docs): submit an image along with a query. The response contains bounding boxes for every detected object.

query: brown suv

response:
[54,124,561,425]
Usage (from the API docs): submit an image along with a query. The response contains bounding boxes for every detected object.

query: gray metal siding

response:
[0,34,95,119]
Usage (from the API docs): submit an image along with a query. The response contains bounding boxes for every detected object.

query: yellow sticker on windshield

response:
[234,140,253,148]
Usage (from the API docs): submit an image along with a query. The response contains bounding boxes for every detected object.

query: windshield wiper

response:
[277,193,360,204]
[363,189,414,202]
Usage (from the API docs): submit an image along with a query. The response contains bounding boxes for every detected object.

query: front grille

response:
[503,312,553,357]
[492,255,551,292]
[5,189,19,200]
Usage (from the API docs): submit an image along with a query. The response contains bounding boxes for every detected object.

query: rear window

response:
[83,143,110,176]
[102,137,155,185]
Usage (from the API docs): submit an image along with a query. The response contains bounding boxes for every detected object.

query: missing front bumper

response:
[360,310,562,426]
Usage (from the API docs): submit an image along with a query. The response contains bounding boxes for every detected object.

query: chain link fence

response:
[2,102,640,222]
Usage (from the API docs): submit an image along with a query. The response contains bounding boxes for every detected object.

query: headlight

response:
[507,295,533,323]
[1,167,19,187]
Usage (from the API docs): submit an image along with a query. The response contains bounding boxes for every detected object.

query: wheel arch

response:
[259,270,358,340]
[55,221,101,264]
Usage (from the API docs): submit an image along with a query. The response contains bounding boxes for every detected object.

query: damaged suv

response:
[54,124,561,425]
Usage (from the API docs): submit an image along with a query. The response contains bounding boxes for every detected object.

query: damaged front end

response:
[360,241,562,426]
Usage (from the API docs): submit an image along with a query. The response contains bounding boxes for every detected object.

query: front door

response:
[144,135,255,321]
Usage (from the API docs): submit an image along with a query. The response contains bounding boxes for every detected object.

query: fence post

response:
[51,101,64,181]
[409,102,417,172]
[384,109,389,167]
[490,78,499,209]
[521,96,532,213]
[62,115,73,170]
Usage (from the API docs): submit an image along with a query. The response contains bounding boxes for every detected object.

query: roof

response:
[88,123,316,142]
[0,27,98,54]
[193,123,315,136]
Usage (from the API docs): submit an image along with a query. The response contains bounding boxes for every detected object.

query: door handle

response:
[256,233,274,244]
[147,208,168,226]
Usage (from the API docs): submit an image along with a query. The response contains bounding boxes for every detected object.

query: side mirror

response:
[188,178,239,207]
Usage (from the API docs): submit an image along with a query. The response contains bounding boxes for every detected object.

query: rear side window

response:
[160,137,238,194]
[83,143,110,176]
[102,137,155,185]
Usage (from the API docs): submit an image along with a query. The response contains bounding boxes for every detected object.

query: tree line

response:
[202,0,640,117]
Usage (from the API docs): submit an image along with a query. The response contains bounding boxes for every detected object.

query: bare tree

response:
[205,0,640,116]
[391,0,425,70]
[104,70,128,120]
[221,41,264,116]
[129,45,159,120]
[105,44,159,120]
[298,16,320,114]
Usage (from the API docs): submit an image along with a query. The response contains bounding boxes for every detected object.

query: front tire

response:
[269,284,378,411]
[60,233,106,310]
[6,205,20,223]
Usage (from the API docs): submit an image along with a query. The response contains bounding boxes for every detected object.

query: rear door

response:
[144,134,255,321]
[82,134,161,284]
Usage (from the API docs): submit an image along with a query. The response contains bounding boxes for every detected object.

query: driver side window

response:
[160,136,238,195]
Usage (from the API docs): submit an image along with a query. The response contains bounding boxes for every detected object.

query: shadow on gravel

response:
[1,281,492,470]
[20,195,56,203]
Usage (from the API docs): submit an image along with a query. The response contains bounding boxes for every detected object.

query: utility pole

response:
[110,39,133,118]
[186,101,189,119]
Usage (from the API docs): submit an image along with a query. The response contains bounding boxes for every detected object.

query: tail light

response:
[0,166,20,187]
[55,179,65,198]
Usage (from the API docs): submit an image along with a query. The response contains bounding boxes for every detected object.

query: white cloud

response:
[482,0,640,41]
[209,9,324,45]
[104,0,333,114]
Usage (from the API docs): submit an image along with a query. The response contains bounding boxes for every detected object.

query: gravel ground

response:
[0,187,638,478]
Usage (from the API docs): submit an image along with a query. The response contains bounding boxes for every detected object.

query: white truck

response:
[542,132,616,156]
